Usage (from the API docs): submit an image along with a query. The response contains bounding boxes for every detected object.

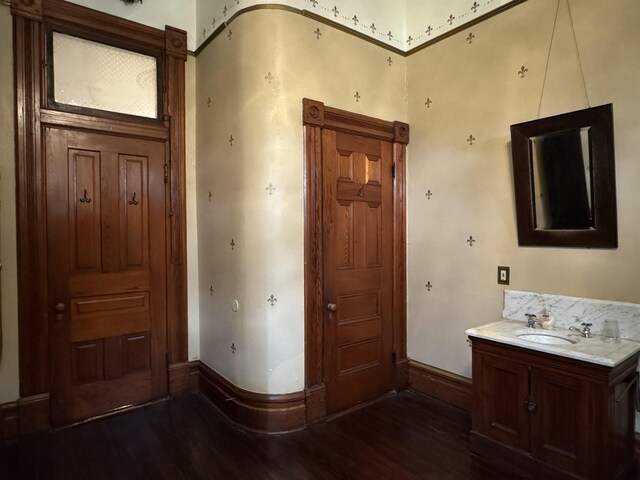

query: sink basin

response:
[517,332,579,345]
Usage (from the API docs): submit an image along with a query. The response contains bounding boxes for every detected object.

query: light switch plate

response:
[497,266,510,285]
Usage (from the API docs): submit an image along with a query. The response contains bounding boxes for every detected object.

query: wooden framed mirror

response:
[510,104,617,248]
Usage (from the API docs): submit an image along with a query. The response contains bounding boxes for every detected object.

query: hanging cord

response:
[537,0,561,119]
[566,0,591,108]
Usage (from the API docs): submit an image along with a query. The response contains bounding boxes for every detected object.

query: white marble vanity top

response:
[466,320,640,367]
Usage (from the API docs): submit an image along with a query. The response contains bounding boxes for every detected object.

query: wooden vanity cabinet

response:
[470,337,638,480]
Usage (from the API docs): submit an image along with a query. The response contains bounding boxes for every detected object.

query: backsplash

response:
[503,290,640,342]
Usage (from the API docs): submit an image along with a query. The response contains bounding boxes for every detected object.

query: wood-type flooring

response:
[0,390,591,479]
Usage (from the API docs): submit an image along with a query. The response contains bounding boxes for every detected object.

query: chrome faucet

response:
[569,322,593,338]
[525,314,538,329]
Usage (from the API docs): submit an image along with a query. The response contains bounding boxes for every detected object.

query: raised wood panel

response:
[122,156,148,269]
[336,201,354,269]
[337,152,353,181]
[71,340,104,385]
[70,149,101,271]
[124,333,151,374]
[72,370,152,421]
[365,155,381,184]
[70,292,150,342]
[530,368,589,476]
[339,339,380,373]
[366,204,382,266]
[337,317,382,344]
[338,290,380,322]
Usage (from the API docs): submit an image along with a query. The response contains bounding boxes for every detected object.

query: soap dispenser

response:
[538,304,555,330]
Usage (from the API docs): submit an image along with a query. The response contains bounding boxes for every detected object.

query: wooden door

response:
[322,130,394,413]
[45,128,168,425]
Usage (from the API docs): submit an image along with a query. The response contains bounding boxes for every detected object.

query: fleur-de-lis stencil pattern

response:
[268,294,278,306]
[266,183,275,195]
[467,134,476,146]
[425,190,433,199]
[370,23,376,34]
[447,14,455,25]
[466,32,475,44]
[354,91,361,102]
[209,285,214,295]
[231,343,236,354]
[208,191,213,201]
[518,65,529,78]
[426,25,433,36]
[467,236,476,246]
[207,97,212,107]
[310,0,318,6]
[471,1,480,13]
[407,36,414,46]
[387,56,393,67]
[332,5,339,17]
[352,15,359,26]
[314,27,322,39]
[265,72,274,83]
[229,135,235,146]
[424,98,432,108]
[425,282,433,291]
[230,239,236,250]
[227,29,233,40]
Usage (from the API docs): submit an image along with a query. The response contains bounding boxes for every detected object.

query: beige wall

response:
[0,3,19,403]
[196,9,406,393]
[406,0,640,377]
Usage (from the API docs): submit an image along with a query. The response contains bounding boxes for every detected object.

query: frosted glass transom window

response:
[53,33,158,118]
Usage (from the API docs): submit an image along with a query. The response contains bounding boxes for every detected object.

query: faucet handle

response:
[525,314,538,328]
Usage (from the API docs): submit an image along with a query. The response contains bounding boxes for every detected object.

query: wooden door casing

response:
[13,0,187,435]
[46,128,167,425]
[303,99,409,422]
[322,130,394,413]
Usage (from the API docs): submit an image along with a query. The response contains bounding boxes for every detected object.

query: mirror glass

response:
[510,104,617,248]
[530,127,592,230]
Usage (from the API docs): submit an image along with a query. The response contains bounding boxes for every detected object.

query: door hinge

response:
[391,163,396,179]
[164,164,169,184]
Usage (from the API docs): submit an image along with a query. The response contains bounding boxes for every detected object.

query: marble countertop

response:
[466,320,640,367]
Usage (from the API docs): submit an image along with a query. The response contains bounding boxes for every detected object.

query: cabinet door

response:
[474,352,530,451]
[530,367,590,477]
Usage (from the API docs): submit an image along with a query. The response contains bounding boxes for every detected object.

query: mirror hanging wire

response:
[537,0,591,119]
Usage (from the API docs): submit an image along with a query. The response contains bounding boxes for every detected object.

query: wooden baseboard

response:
[17,393,50,436]
[407,360,472,411]
[168,361,199,396]
[1,401,18,443]
[197,361,306,433]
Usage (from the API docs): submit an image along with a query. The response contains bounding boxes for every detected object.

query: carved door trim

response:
[302,98,409,422]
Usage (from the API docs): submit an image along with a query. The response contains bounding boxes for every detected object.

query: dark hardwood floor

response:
[0,391,534,479]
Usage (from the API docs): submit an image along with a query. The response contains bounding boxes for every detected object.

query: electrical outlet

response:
[497,266,510,285]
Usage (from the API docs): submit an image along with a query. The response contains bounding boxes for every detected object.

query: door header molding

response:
[302,98,409,145]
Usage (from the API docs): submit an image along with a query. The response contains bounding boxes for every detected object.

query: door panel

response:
[46,128,167,425]
[323,130,394,414]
